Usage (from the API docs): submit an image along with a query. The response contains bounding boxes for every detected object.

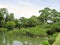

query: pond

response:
[0,32,48,45]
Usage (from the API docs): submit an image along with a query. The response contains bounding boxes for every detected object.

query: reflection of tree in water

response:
[1,34,44,45]
[0,32,4,45]
[0,31,9,45]
[23,41,42,45]
[0,35,3,45]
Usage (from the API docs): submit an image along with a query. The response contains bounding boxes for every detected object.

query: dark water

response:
[0,32,47,45]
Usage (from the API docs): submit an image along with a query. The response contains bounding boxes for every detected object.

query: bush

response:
[6,21,16,30]
[25,26,47,37]
[42,40,50,45]
[51,22,60,32]
[46,29,56,35]
[55,28,60,32]
[7,29,27,36]
[48,38,55,45]
[7,26,48,37]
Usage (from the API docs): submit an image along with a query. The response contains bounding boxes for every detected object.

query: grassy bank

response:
[52,33,60,45]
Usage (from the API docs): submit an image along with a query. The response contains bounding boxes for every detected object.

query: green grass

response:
[52,33,60,45]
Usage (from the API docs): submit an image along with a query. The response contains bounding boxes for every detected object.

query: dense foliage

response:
[0,7,60,45]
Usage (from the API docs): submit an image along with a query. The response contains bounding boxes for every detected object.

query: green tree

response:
[9,13,14,21]
[19,17,28,27]
[39,7,51,22]
[50,9,60,22]
[14,19,21,29]
[6,21,16,30]
[26,15,38,27]
[38,7,60,24]
[5,13,10,22]
[0,8,8,27]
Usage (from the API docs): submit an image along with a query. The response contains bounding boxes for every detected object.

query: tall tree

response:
[38,7,51,23]
[19,17,28,27]
[9,13,14,21]
[0,8,8,27]
[38,7,60,24]
[5,13,10,22]
[26,15,38,27]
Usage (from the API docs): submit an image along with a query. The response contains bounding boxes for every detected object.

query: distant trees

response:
[9,13,14,21]
[38,7,60,24]
[0,7,60,30]
[0,8,60,34]
[5,13,10,22]
[19,17,28,28]
[19,16,38,28]
[5,13,14,22]
[0,8,15,30]
[0,7,60,29]
[39,7,51,23]
[26,16,38,27]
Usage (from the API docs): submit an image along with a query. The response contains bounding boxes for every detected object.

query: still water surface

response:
[0,32,45,45]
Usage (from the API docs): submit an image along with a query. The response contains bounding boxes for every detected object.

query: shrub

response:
[25,26,47,37]
[55,28,60,32]
[6,21,16,30]
[42,40,50,45]
[46,29,56,35]
[7,26,48,37]
[48,38,55,45]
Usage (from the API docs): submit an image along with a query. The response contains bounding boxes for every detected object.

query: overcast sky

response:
[0,0,60,18]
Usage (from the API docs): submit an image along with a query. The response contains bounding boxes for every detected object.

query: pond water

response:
[0,32,47,45]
